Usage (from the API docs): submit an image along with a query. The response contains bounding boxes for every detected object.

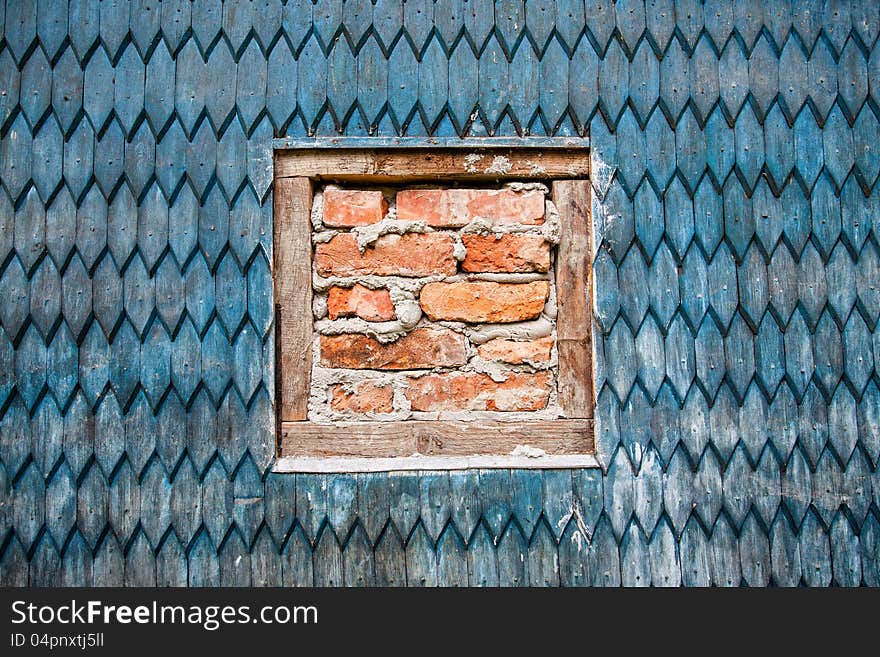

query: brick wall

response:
[309,184,562,422]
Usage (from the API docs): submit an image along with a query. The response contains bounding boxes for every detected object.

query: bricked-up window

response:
[273,144,594,471]
[316,185,556,413]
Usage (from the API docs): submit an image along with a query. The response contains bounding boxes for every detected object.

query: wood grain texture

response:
[552,180,594,419]
[273,175,313,422]
[275,148,589,181]
[280,420,594,458]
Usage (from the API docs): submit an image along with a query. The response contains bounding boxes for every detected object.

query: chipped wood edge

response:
[273,454,601,473]
[552,179,594,419]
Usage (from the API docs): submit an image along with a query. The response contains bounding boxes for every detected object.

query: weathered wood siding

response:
[0,1,878,586]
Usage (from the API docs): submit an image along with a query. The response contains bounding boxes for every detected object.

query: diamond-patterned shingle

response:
[1,0,877,588]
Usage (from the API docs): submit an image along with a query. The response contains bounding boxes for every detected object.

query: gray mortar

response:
[468,345,558,375]
[351,218,433,251]
[461,272,550,283]
[307,341,414,422]
[542,198,562,244]
[313,271,550,293]
[452,235,467,261]
[312,294,327,320]
[310,189,324,230]
[307,182,565,424]
[312,229,342,244]
[455,192,560,246]
[312,272,445,293]
[542,264,559,320]
[505,182,549,193]
[392,298,422,329]
[311,278,424,336]
[438,316,556,344]
[406,404,563,422]
[312,271,552,340]
[315,317,410,343]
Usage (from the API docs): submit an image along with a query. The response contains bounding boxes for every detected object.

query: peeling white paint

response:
[315,317,410,342]
[461,272,550,283]
[464,153,482,173]
[484,155,513,174]
[572,501,591,543]
[525,160,547,176]
[456,196,560,248]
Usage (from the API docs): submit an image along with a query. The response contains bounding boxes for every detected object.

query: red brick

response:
[323,189,387,227]
[405,372,551,412]
[315,233,457,277]
[461,234,550,273]
[327,285,396,321]
[320,328,467,369]
[419,281,549,323]
[330,382,394,413]
[397,189,545,227]
[477,336,554,364]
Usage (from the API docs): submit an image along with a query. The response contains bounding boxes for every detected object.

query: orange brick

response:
[327,285,396,321]
[461,234,550,273]
[330,382,394,413]
[323,189,387,227]
[320,328,467,370]
[315,233,457,277]
[397,189,545,227]
[405,372,551,411]
[477,336,555,364]
[419,281,549,323]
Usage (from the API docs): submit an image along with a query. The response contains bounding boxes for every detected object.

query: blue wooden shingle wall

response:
[1,0,879,586]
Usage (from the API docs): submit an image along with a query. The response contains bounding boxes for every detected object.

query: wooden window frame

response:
[272,138,597,472]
